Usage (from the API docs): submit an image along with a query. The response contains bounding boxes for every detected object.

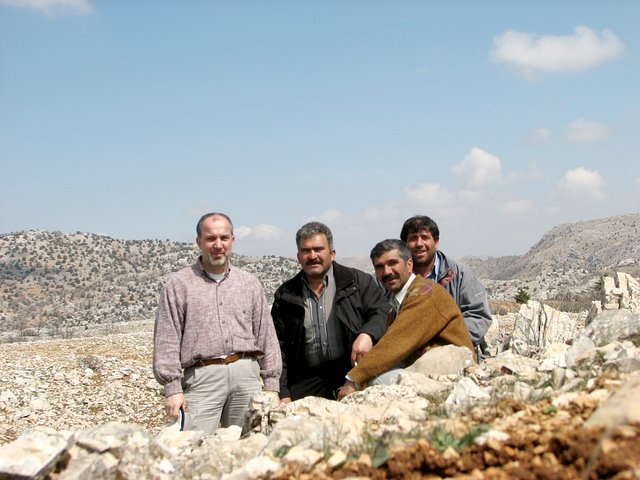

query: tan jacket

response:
[348,275,474,387]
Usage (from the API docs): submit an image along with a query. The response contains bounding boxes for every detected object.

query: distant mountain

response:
[463,213,640,280]
[461,213,640,302]
[1,213,638,339]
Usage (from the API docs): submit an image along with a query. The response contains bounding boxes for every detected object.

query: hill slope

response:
[462,213,640,301]
[470,213,640,281]
[0,230,299,338]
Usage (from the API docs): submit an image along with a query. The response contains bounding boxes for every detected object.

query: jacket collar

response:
[284,261,355,299]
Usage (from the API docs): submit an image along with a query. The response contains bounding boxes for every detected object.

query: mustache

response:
[305,259,323,266]
[382,273,400,283]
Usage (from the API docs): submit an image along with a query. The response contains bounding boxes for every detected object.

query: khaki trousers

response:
[182,357,261,434]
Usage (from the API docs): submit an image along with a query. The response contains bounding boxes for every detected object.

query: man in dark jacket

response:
[271,222,390,401]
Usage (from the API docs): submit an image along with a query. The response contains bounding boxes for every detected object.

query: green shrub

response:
[514,287,530,304]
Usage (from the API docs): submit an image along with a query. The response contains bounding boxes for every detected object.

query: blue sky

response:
[1,0,639,260]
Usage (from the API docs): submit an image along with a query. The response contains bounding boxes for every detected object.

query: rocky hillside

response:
[0,230,299,340]
[463,213,640,279]
[1,213,638,341]
[463,213,640,304]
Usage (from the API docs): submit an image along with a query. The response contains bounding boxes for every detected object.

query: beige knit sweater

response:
[348,275,474,387]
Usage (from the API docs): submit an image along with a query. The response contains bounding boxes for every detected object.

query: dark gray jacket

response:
[271,262,390,398]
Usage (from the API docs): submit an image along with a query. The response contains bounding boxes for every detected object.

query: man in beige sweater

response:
[338,239,474,399]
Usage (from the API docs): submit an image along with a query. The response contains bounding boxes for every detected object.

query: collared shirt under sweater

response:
[348,275,474,387]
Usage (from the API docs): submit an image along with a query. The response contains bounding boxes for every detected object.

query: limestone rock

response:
[445,377,490,414]
[587,272,640,323]
[0,427,72,480]
[511,301,583,355]
[406,344,475,377]
[586,371,640,427]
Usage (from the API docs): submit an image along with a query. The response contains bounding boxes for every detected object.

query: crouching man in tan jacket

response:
[338,239,474,399]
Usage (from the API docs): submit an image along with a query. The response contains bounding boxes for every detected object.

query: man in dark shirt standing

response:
[271,222,390,401]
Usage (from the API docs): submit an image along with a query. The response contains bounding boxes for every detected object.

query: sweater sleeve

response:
[152,281,185,397]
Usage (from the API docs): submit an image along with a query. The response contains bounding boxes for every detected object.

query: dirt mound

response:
[273,398,640,479]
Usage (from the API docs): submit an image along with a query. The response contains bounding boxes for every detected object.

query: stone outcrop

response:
[587,271,640,322]
[510,300,585,355]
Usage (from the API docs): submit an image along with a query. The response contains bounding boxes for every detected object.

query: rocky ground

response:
[0,321,167,445]
[1,273,639,479]
[1,320,639,479]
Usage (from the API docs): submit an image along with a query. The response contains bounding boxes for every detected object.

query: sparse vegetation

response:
[78,355,102,372]
[359,431,392,468]
[514,287,530,304]
[428,424,489,452]
[0,230,300,341]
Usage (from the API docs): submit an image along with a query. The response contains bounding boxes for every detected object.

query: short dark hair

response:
[295,222,334,250]
[370,239,412,262]
[400,215,440,242]
[196,213,234,237]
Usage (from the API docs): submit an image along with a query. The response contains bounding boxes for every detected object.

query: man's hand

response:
[337,380,356,401]
[280,397,292,404]
[165,393,185,419]
[351,333,373,366]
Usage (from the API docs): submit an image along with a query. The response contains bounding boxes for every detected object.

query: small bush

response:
[514,288,530,304]
[78,355,101,371]
[428,424,489,452]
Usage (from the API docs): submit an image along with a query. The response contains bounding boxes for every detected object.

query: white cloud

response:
[234,224,283,240]
[234,226,251,238]
[452,147,503,188]
[490,26,624,76]
[555,167,607,202]
[362,202,405,225]
[500,198,536,217]
[402,182,480,220]
[532,127,551,144]
[233,224,287,257]
[0,0,93,14]
[183,203,221,220]
[566,118,610,142]
[404,182,450,205]
[252,224,284,240]
[404,182,483,207]
[503,161,543,185]
[311,209,344,223]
